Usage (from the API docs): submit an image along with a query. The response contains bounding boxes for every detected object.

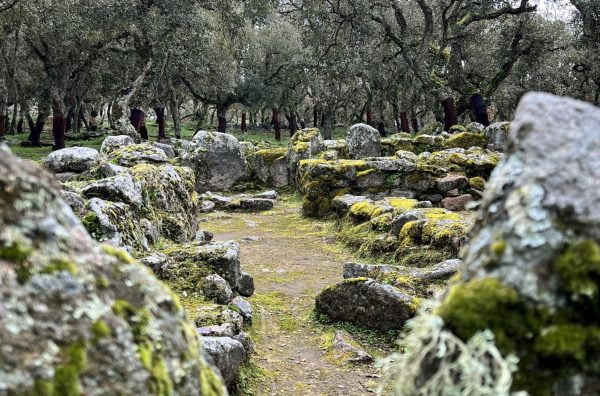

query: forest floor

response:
[203,195,397,396]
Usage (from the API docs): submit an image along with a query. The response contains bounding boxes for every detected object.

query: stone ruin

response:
[2,89,557,394]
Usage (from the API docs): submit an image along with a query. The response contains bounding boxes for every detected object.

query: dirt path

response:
[204,198,383,396]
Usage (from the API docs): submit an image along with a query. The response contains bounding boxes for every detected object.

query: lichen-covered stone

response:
[485,121,511,152]
[247,148,289,188]
[183,131,249,192]
[445,132,487,149]
[202,274,234,305]
[315,278,420,331]
[0,150,226,395]
[100,135,135,155]
[109,143,169,167]
[287,128,324,184]
[81,173,143,209]
[347,124,382,159]
[202,337,248,392]
[163,241,242,291]
[44,147,100,173]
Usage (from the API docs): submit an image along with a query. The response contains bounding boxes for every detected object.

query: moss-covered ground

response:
[203,195,393,395]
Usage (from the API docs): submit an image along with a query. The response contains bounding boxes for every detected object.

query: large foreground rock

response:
[0,149,226,395]
[398,93,600,395]
[44,147,100,173]
[183,131,248,192]
[315,278,419,331]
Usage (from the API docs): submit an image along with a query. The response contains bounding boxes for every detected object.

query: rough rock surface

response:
[347,124,381,159]
[44,147,100,173]
[238,271,255,297]
[412,93,600,395]
[100,135,134,155]
[81,173,143,209]
[315,278,419,330]
[110,143,169,167]
[202,274,234,304]
[0,150,226,395]
[331,330,373,364]
[485,121,510,152]
[183,131,249,192]
[202,337,247,391]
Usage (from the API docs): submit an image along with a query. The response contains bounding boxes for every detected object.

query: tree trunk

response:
[469,93,490,127]
[377,121,387,137]
[130,109,148,140]
[289,112,298,136]
[411,116,419,134]
[115,58,153,140]
[441,97,458,131]
[170,97,182,139]
[313,106,319,128]
[154,106,166,140]
[9,103,18,134]
[0,114,6,140]
[322,109,333,140]
[272,107,281,141]
[65,106,75,133]
[366,107,373,127]
[241,112,248,133]
[400,112,411,133]
[52,98,66,150]
[217,104,228,133]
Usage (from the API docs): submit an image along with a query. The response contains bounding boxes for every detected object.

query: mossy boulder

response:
[445,132,487,149]
[347,123,381,159]
[405,93,600,395]
[182,130,249,192]
[287,128,324,184]
[44,147,100,173]
[0,149,226,395]
[246,147,289,188]
[109,143,169,167]
[315,278,420,331]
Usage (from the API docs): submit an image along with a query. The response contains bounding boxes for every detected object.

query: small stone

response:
[202,274,233,304]
[442,194,472,211]
[238,271,255,297]
[230,296,253,323]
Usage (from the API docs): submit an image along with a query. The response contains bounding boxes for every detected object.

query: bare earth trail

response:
[204,199,385,396]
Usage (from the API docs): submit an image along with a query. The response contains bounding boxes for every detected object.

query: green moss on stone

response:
[554,239,600,299]
[438,278,540,353]
[82,211,103,240]
[90,319,111,341]
[42,259,78,276]
[53,340,88,396]
[469,176,486,191]
[102,245,135,264]
[446,132,487,149]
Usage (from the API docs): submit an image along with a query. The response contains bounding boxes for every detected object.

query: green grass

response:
[4,118,350,163]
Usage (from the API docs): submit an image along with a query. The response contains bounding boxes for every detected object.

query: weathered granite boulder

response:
[44,147,100,173]
[81,173,143,209]
[247,148,289,188]
[202,337,248,391]
[347,124,381,159]
[109,143,169,167]
[202,274,234,304]
[485,121,510,152]
[0,150,226,395]
[315,278,420,330]
[83,198,149,251]
[287,128,324,184]
[163,241,242,291]
[403,93,600,395]
[183,131,249,192]
[100,135,135,155]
